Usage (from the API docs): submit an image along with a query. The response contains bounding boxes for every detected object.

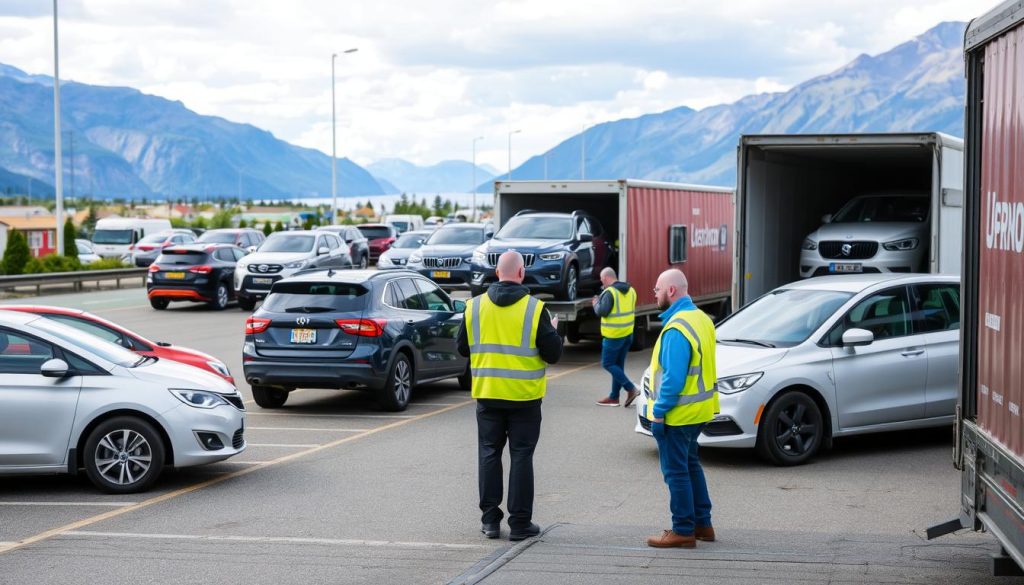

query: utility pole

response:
[53,0,64,255]
[67,129,74,204]
[331,48,358,225]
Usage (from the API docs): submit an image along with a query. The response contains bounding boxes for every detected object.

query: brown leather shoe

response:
[695,526,716,542]
[646,529,696,548]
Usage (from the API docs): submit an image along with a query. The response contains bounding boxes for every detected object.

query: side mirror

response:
[247,246,257,254]
[821,214,833,224]
[318,246,330,256]
[453,300,467,312]
[842,328,874,347]
[41,358,69,378]
[120,337,133,349]
[579,233,594,243]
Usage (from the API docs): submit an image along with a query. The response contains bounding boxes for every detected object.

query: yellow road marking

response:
[0,361,595,556]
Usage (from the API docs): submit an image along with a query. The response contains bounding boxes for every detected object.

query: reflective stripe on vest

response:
[644,309,718,426]
[466,294,547,401]
[600,286,636,339]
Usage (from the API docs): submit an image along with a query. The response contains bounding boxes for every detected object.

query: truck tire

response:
[756,391,824,466]
[630,319,649,351]
[252,385,289,408]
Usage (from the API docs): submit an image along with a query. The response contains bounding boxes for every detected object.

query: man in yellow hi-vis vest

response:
[645,268,718,549]
[593,267,640,407]
[457,251,563,542]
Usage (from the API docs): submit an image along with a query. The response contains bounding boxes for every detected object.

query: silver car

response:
[130,229,197,267]
[800,193,930,278]
[635,273,959,465]
[0,310,246,492]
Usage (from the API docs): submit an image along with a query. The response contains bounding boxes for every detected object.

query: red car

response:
[2,305,235,384]
[356,224,398,263]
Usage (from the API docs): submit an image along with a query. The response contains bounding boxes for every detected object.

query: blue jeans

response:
[601,335,635,399]
[651,422,712,535]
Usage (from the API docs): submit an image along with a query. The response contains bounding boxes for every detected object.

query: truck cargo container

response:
[927,1,1024,575]
[735,132,963,308]
[488,180,733,348]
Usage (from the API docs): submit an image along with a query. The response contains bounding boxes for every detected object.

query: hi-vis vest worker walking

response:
[593,267,640,407]
[457,251,563,542]
[645,268,719,549]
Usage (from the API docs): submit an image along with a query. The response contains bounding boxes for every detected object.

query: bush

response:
[24,253,82,274]
[1,230,31,275]
[262,221,273,236]
[274,221,284,232]
[64,218,78,259]
[82,257,130,270]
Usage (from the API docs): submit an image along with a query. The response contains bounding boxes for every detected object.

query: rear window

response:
[155,250,209,265]
[358,226,393,240]
[263,282,369,313]
[138,232,171,244]
[198,231,238,244]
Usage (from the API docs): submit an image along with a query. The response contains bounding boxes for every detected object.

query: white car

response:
[0,310,245,493]
[233,230,351,311]
[75,239,102,264]
[635,273,960,465]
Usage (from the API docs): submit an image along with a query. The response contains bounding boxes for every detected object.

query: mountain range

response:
[368,159,498,194]
[502,21,966,188]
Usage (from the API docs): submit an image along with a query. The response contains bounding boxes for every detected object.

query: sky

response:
[0,0,994,171]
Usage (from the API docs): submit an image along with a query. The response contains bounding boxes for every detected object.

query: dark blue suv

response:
[242,269,469,411]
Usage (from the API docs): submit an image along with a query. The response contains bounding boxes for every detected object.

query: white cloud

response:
[0,0,989,169]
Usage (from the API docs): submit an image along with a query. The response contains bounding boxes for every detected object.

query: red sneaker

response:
[596,397,620,406]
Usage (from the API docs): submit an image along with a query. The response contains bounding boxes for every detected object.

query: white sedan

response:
[636,273,960,465]
[0,310,246,492]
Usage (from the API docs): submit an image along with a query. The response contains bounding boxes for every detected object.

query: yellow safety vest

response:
[465,294,547,401]
[600,286,637,339]
[644,309,718,426]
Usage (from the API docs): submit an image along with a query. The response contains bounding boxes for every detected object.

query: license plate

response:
[165,272,185,279]
[432,271,450,279]
[290,328,316,344]
[829,263,863,273]
[252,277,273,285]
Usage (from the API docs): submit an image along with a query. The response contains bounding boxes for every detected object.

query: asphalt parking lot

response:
[0,288,1020,584]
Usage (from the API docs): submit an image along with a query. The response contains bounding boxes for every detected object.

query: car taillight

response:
[189,265,214,274]
[148,264,160,273]
[128,244,135,251]
[335,318,386,337]
[161,241,173,248]
[245,317,271,334]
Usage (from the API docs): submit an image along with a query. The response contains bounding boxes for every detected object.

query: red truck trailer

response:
[491,180,734,348]
[928,1,1024,575]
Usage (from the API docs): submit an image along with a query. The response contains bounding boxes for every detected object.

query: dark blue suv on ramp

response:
[242,269,470,411]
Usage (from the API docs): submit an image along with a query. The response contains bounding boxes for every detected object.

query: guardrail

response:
[0,268,148,295]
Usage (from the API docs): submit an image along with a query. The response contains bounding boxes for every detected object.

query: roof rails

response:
[512,209,539,217]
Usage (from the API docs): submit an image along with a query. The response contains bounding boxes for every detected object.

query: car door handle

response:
[901,349,925,357]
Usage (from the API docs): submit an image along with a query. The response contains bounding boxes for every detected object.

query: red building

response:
[0,216,59,257]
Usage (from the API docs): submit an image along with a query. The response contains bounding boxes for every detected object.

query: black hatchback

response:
[147,244,247,310]
[242,269,469,411]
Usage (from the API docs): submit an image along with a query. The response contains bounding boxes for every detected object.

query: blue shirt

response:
[653,295,697,419]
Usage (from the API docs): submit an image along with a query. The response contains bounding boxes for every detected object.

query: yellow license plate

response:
[432,271,450,279]
[290,328,316,344]
[165,272,186,279]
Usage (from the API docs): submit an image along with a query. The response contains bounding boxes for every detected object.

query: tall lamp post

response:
[471,136,483,221]
[53,0,64,255]
[507,129,521,180]
[331,48,358,225]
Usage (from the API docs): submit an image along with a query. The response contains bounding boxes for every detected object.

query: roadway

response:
[0,288,1018,584]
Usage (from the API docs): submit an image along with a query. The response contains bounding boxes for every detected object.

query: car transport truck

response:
[927,1,1024,575]
[488,180,734,349]
[734,132,963,308]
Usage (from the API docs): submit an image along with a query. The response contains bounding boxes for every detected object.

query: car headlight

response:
[801,239,818,251]
[882,238,919,251]
[472,250,487,264]
[170,388,230,409]
[540,251,566,261]
[378,254,393,266]
[284,259,308,269]
[408,252,422,264]
[716,372,763,395]
[207,360,231,378]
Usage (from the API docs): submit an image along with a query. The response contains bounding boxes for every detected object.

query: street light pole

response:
[507,129,521,180]
[53,0,64,255]
[331,48,358,225]
[471,136,483,221]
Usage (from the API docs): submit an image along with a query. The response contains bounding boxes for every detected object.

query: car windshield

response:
[832,196,929,223]
[29,317,141,368]
[358,226,393,240]
[260,234,314,253]
[138,233,171,244]
[391,221,410,233]
[91,229,133,245]
[393,233,429,249]
[198,231,238,243]
[717,289,854,347]
[155,250,208,265]
[427,228,483,245]
[76,243,91,255]
[263,282,369,313]
[496,217,572,240]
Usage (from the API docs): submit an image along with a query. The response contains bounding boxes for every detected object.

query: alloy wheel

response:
[773,401,818,456]
[394,359,411,405]
[94,429,152,486]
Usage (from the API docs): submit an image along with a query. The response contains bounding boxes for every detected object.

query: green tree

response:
[63,218,78,259]
[262,221,273,236]
[303,217,315,230]
[211,209,234,229]
[274,221,284,232]
[82,205,99,236]
[192,216,208,230]
[432,195,444,215]
[1,230,31,275]
[238,218,248,228]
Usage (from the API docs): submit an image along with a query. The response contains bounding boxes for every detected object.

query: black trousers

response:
[476,401,542,529]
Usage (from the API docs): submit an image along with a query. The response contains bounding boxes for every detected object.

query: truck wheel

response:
[756,392,824,466]
[83,416,166,494]
[252,385,288,408]
[238,296,256,311]
[150,298,169,311]
[379,353,413,411]
[630,320,649,351]
[566,322,581,344]
[558,265,578,301]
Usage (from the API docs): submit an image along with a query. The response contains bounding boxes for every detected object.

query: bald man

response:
[592,267,640,406]
[645,268,718,549]
[457,251,563,541]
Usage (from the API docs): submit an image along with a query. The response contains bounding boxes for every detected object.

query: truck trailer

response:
[734,132,963,308]
[490,180,734,348]
[928,1,1024,575]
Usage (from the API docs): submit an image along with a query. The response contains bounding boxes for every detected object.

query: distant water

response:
[282,192,494,211]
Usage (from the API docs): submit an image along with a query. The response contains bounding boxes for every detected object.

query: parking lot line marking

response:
[63,530,492,551]
[0,501,134,507]
[246,426,368,432]
[244,412,416,419]
[245,443,320,448]
[0,362,596,557]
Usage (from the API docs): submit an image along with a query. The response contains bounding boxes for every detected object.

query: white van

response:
[382,214,424,235]
[91,217,173,259]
